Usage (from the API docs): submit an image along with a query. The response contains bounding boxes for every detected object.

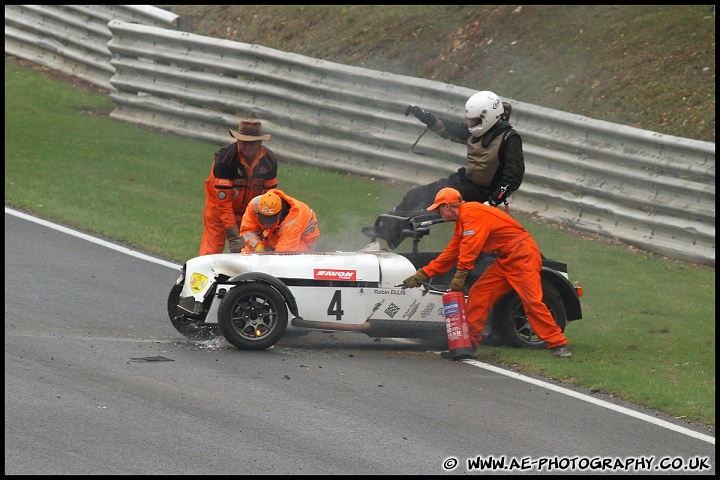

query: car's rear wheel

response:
[494,281,567,349]
[218,283,288,350]
[167,281,221,340]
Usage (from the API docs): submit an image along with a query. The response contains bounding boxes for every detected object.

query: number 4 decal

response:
[327,290,344,320]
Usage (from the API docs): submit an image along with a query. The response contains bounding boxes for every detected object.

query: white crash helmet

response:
[464,91,503,138]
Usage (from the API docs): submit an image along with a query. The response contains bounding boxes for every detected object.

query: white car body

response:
[179,243,447,331]
[168,213,582,350]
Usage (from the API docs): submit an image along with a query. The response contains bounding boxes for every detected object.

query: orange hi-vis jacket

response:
[240,189,320,253]
[423,202,568,349]
[199,142,278,255]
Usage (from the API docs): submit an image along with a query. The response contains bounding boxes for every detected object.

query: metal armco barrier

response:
[5,6,715,266]
[4,5,180,90]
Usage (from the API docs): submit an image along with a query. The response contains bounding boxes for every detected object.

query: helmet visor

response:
[467,116,483,128]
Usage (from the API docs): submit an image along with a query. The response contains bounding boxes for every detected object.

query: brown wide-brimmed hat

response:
[229,119,271,142]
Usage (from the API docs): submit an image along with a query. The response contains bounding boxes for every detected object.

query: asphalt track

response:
[5,208,715,475]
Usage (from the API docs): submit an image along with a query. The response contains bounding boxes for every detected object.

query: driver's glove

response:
[488,185,510,207]
[449,269,471,292]
[402,268,429,289]
[404,105,437,128]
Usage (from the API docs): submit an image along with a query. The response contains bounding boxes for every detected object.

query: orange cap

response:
[258,191,282,225]
[427,187,462,211]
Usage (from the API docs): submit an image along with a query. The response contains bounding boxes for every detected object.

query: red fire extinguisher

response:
[442,291,477,360]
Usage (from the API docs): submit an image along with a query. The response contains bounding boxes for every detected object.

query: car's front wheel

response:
[494,281,567,349]
[218,282,288,350]
[167,282,221,340]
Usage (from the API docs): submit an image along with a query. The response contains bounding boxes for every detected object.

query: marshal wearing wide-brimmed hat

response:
[229,119,271,142]
[199,119,279,256]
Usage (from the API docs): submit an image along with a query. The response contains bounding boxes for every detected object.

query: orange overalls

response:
[199,142,278,255]
[240,189,320,252]
[422,202,568,349]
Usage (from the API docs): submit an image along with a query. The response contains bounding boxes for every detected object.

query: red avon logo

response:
[314,269,356,281]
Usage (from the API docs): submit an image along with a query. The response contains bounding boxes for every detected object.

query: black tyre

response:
[218,282,288,350]
[167,281,221,341]
[494,281,567,349]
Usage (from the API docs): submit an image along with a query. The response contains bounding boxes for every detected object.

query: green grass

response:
[4,61,715,427]
[4,61,407,260]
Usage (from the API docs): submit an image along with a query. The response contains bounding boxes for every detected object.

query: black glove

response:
[449,269,471,292]
[404,105,435,127]
[402,268,429,289]
[488,185,510,207]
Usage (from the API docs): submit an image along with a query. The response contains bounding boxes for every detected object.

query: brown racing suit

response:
[199,142,278,255]
[421,201,568,349]
[240,189,320,252]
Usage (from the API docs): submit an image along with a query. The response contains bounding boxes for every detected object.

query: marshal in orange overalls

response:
[199,120,278,256]
[240,189,320,253]
[421,196,568,349]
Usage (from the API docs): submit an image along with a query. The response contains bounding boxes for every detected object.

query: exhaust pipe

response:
[291,316,372,332]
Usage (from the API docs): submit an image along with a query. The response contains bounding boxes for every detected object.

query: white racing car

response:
[168,211,583,350]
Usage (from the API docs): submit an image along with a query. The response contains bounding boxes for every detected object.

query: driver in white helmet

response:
[400,91,524,211]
